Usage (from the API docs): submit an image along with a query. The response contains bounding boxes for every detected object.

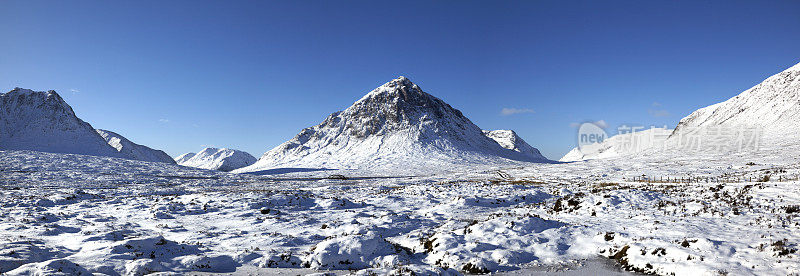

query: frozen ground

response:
[1,143,799,275]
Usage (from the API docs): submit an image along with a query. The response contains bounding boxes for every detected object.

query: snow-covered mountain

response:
[0,88,124,157]
[175,152,196,164]
[176,148,257,172]
[0,88,176,164]
[236,77,548,174]
[672,61,800,139]
[482,130,544,160]
[96,129,175,164]
[560,127,673,162]
[560,61,800,162]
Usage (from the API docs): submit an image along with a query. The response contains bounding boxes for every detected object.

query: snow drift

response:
[236,77,548,174]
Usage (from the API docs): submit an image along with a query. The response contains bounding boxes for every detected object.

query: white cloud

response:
[648,109,671,117]
[648,102,670,117]
[593,120,608,128]
[501,107,535,116]
[158,118,170,123]
[70,89,80,94]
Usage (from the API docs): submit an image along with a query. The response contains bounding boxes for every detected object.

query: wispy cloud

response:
[501,107,535,116]
[648,102,670,117]
[70,89,80,94]
[570,120,608,128]
[158,118,170,123]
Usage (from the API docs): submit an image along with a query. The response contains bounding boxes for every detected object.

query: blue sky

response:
[1,1,799,160]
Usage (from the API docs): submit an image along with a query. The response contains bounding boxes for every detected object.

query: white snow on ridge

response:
[0,88,178,164]
[175,152,196,164]
[483,129,544,160]
[96,129,175,164]
[560,127,673,162]
[672,61,800,138]
[0,88,124,158]
[237,77,548,175]
[562,61,800,162]
[177,147,257,172]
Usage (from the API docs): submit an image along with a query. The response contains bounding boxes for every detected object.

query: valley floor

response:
[1,147,799,275]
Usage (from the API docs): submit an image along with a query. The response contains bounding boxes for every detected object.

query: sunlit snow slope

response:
[0,88,175,163]
[483,129,544,160]
[237,77,548,174]
[672,61,800,138]
[562,61,800,162]
[0,88,123,158]
[96,129,175,164]
[560,127,673,162]
[177,147,257,172]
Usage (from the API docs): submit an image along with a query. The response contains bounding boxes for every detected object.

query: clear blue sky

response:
[2,1,799,159]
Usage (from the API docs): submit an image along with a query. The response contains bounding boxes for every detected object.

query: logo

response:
[577,122,608,153]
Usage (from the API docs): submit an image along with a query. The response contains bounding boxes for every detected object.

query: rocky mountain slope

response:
[236,77,548,174]
[672,61,800,139]
[482,130,544,160]
[0,88,124,157]
[177,148,257,172]
[0,88,174,163]
[96,129,175,164]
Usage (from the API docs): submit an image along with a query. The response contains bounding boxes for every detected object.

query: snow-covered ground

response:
[2,142,799,275]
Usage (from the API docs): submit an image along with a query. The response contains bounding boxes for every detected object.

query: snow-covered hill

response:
[562,61,800,162]
[0,88,124,158]
[175,152,196,164]
[560,127,673,162]
[0,88,176,163]
[96,129,175,164]
[482,130,544,160]
[236,77,548,175]
[177,148,257,172]
[672,61,800,139]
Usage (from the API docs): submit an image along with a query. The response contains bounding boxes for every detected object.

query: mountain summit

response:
[237,77,547,174]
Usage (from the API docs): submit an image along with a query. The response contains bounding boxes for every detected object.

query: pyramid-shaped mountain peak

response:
[236,77,548,174]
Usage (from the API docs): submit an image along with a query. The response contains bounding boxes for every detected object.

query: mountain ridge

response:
[0,88,174,163]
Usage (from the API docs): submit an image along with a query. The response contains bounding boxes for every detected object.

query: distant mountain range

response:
[175,148,256,172]
[6,60,798,171]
